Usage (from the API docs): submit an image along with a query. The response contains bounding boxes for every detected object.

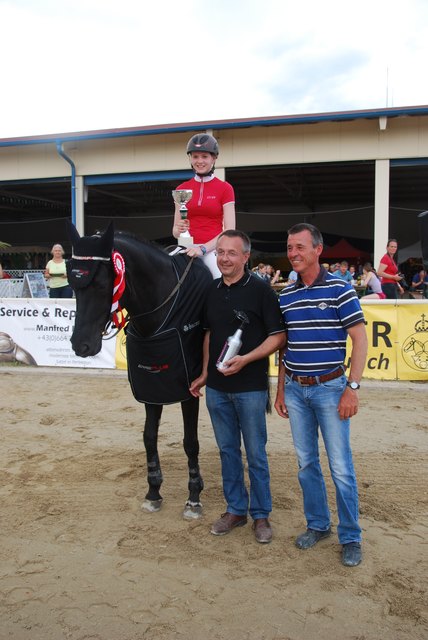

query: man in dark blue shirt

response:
[275,223,368,567]
[411,269,428,297]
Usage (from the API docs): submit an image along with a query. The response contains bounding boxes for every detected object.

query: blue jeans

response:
[206,387,271,520]
[284,374,361,544]
[49,285,73,299]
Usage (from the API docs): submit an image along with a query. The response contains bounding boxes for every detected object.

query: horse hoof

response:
[183,501,203,520]
[142,499,163,513]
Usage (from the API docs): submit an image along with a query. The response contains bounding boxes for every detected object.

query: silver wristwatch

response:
[346,380,360,390]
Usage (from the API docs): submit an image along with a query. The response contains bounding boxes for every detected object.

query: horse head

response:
[67,222,115,357]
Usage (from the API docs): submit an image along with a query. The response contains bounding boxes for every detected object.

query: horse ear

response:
[100,221,114,255]
[66,220,81,249]
[66,220,114,258]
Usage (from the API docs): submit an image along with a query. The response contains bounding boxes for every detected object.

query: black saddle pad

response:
[126,327,202,405]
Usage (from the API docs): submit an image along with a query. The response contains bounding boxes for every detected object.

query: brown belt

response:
[285,366,345,386]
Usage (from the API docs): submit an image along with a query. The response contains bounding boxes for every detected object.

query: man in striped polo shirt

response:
[274,223,368,567]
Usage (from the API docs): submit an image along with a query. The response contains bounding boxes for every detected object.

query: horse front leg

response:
[181,396,204,520]
[142,403,164,513]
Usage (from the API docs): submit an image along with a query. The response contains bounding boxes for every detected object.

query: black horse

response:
[67,222,212,518]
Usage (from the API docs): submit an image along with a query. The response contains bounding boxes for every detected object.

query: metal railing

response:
[0,278,24,297]
[3,268,45,279]
[0,270,47,297]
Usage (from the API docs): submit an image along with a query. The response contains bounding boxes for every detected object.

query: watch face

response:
[349,381,360,390]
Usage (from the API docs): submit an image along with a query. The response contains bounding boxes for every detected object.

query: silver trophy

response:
[172,189,193,247]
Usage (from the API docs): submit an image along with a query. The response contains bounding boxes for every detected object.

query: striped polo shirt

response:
[279,266,365,375]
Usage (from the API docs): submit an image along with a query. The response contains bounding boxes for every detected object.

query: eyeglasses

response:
[215,250,245,258]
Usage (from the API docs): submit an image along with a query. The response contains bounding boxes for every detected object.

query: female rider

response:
[172,134,235,277]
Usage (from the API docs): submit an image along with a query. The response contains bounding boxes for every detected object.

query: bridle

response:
[71,249,196,339]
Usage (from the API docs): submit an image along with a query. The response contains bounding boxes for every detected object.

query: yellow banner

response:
[355,303,398,380]
[115,327,127,370]
[116,303,428,382]
[269,302,428,382]
[396,304,428,380]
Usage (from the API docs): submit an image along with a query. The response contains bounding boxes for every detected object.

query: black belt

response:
[285,366,345,386]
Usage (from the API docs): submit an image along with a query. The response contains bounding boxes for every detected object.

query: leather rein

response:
[102,250,195,339]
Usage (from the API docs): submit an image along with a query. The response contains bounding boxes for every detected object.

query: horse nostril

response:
[74,343,91,358]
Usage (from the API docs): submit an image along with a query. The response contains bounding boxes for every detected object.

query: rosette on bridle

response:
[111,251,127,329]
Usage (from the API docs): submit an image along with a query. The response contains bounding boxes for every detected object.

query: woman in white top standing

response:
[45,244,73,298]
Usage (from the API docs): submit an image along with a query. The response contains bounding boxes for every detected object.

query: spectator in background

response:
[254,263,271,283]
[411,269,428,297]
[0,262,11,279]
[266,264,281,285]
[44,244,73,298]
[360,263,386,300]
[286,269,298,285]
[333,261,353,283]
[377,239,404,299]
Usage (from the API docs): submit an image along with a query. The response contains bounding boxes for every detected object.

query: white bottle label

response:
[216,329,243,370]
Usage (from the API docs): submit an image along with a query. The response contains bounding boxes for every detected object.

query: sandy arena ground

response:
[0,366,427,640]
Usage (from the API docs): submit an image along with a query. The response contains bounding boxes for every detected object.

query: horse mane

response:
[114,230,169,254]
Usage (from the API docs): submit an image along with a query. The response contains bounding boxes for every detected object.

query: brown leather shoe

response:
[253,518,272,544]
[210,512,248,536]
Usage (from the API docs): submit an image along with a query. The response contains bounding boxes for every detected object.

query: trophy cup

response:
[172,189,193,247]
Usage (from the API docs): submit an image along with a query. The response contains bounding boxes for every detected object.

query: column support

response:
[75,176,85,236]
[374,159,390,269]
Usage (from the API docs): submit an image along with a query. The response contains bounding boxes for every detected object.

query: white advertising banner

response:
[0,298,116,368]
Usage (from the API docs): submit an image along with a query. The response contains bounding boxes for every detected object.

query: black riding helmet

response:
[186,133,219,157]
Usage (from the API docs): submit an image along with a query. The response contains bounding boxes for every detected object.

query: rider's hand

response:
[177,220,190,234]
[186,245,205,258]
